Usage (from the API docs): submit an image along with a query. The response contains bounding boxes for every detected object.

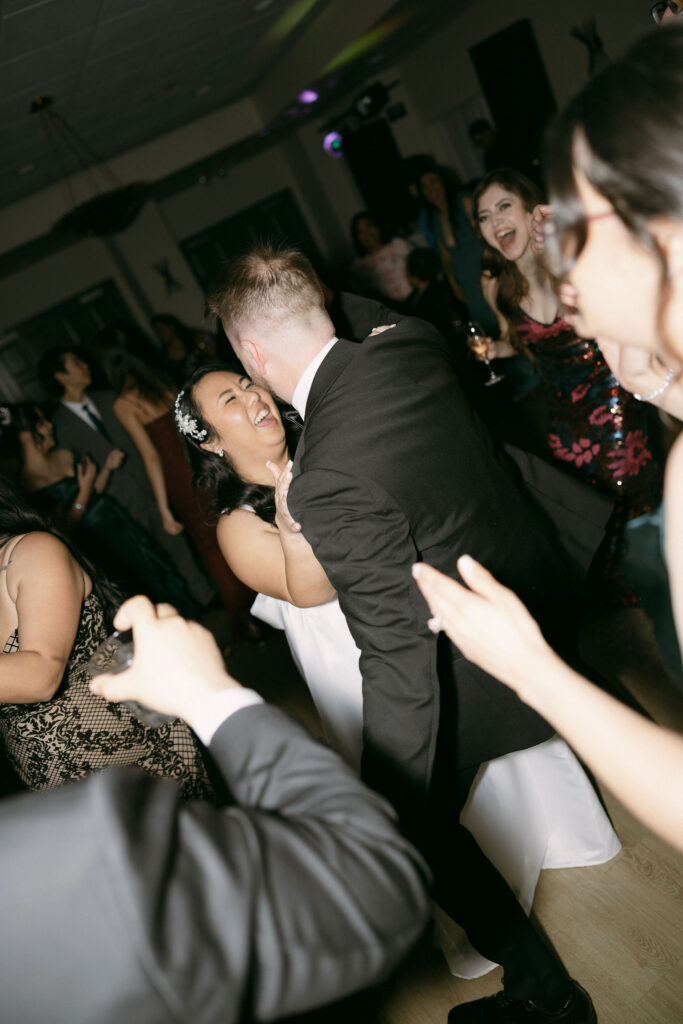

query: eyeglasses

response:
[651,1,683,25]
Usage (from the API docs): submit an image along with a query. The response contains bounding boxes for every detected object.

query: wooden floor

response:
[223,604,683,1024]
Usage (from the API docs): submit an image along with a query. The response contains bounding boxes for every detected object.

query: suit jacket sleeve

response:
[0,704,429,1024]
[288,467,440,838]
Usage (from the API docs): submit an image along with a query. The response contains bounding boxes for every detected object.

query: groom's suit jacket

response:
[0,704,429,1024]
[288,319,593,835]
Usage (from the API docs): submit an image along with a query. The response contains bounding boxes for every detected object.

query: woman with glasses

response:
[416,23,683,856]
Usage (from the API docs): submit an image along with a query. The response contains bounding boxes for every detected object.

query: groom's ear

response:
[241,338,268,374]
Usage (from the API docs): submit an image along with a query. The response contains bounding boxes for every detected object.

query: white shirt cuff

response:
[186,688,264,747]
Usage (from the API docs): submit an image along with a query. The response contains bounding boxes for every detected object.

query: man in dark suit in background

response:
[39,346,214,606]
[0,594,430,1024]
[209,245,597,1024]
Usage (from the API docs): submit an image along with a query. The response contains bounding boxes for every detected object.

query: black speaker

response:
[341,119,414,228]
[470,19,556,183]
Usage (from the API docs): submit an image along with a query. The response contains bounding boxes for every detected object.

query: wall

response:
[400,0,650,125]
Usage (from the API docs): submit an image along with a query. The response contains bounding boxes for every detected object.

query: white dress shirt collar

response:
[291,337,338,420]
[62,395,101,426]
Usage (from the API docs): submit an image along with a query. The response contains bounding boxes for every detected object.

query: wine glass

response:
[466,321,505,387]
[86,629,174,728]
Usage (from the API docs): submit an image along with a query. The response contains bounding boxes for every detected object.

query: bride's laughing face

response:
[194,371,286,465]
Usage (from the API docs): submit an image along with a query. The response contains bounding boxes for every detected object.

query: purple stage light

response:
[298,88,319,104]
[323,130,344,158]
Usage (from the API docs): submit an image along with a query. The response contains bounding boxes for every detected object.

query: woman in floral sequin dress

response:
[473,169,662,525]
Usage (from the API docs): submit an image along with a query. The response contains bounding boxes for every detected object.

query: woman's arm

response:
[413,556,683,853]
[217,503,335,608]
[438,241,466,304]
[479,274,516,357]
[66,456,97,528]
[93,448,126,494]
[112,398,183,535]
[1,533,85,702]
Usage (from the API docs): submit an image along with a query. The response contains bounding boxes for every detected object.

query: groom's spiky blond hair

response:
[207,242,325,338]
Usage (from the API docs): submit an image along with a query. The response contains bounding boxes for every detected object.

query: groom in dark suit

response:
[209,245,597,1024]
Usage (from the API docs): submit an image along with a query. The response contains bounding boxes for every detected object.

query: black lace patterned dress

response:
[0,590,213,799]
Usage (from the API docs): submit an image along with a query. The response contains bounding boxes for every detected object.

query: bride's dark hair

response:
[472,168,545,355]
[174,364,300,524]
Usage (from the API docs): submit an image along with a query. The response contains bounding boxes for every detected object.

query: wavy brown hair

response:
[473,168,545,354]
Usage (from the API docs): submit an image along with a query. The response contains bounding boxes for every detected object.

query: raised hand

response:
[530,204,554,255]
[89,595,237,721]
[267,459,302,534]
[104,448,126,472]
[76,455,97,490]
[412,556,550,700]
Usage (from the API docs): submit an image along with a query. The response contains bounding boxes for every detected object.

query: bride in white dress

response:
[174,366,620,979]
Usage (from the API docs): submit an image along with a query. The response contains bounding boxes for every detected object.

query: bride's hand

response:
[267,459,302,535]
[412,556,552,701]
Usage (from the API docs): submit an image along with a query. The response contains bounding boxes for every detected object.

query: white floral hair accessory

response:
[174,390,207,441]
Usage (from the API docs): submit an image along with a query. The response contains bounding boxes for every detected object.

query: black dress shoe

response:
[448,981,597,1023]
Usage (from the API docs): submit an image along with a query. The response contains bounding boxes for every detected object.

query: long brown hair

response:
[473,168,545,355]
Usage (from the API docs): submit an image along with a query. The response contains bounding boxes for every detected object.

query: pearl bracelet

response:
[634,368,676,403]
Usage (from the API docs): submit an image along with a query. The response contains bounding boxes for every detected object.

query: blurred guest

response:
[418,166,497,334]
[95,327,255,640]
[468,119,512,173]
[404,247,464,346]
[2,403,194,615]
[348,211,413,305]
[151,312,217,384]
[40,346,214,607]
[0,477,212,798]
[0,593,431,1023]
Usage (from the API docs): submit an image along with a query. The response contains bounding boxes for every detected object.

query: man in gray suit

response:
[40,346,213,605]
[1,594,430,1024]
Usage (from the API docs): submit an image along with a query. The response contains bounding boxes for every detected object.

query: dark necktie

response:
[83,405,111,441]
[282,407,304,429]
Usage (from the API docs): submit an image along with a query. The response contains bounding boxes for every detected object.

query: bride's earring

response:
[216,448,224,458]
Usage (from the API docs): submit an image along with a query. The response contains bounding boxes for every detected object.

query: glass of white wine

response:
[466,321,505,387]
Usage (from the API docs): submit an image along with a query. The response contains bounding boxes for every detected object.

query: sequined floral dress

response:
[517,312,663,518]
[517,312,663,602]
[0,583,213,799]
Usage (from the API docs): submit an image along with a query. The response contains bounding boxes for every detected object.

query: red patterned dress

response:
[517,311,663,600]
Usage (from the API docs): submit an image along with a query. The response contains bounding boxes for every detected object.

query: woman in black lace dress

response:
[0,477,212,798]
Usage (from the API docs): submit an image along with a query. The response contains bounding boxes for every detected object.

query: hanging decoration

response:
[153,259,183,295]
[30,95,148,237]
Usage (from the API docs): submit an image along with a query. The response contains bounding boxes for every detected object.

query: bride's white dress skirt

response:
[252,592,621,979]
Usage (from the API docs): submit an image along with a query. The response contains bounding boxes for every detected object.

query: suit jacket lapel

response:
[305,339,357,420]
[293,340,356,471]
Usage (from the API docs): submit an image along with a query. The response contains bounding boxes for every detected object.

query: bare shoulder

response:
[218,507,276,542]
[12,531,76,566]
